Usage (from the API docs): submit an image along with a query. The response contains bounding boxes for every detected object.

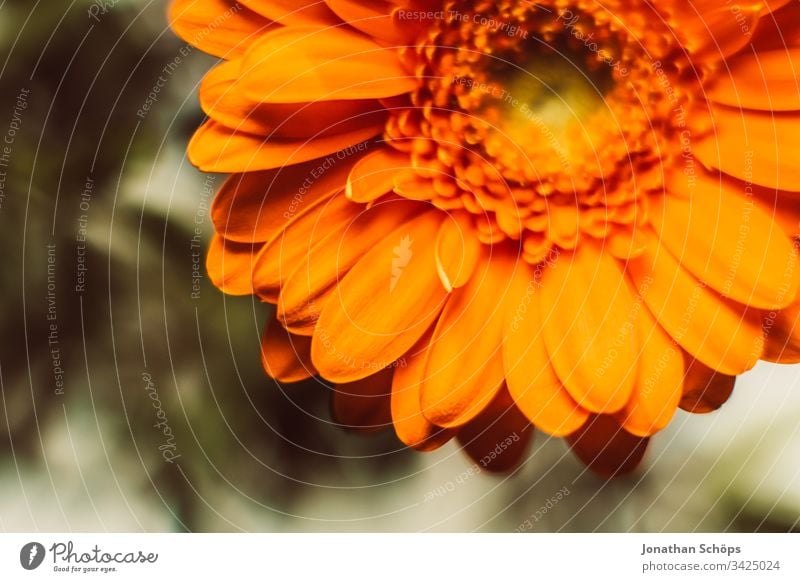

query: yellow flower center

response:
[385,0,710,261]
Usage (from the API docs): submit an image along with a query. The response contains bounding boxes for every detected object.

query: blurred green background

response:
[0,0,798,532]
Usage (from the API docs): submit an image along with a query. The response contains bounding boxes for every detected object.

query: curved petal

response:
[200,60,385,138]
[420,248,515,429]
[331,367,394,431]
[708,49,800,111]
[618,303,683,437]
[435,212,483,292]
[539,242,638,414]
[211,153,359,242]
[764,302,800,363]
[653,172,800,310]
[311,212,447,382]
[252,192,360,301]
[346,147,410,203]
[503,261,589,437]
[390,332,455,451]
[239,0,339,26]
[188,120,384,173]
[261,318,316,382]
[206,235,259,295]
[278,198,425,331]
[679,356,736,413]
[627,231,765,375]
[694,107,800,192]
[240,26,417,103]
[324,0,422,45]
[456,388,533,473]
[567,414,649,478]
[169,0,275,59]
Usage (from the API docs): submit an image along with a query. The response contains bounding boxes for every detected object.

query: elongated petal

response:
[539,243,638,413]
[567,415,649,478]
[503,262,589,436]
[332,368,394,431]
[679,356,736,413]
[253,193,360,301]
[618,304,683,437]
[653,173,800,310]
[435,213,483,292]
[200,60,384,138]
[695,108,800,192]
[764,302,800,363]
[627,231,765,375]
[239,0,339,26]
[169,0,274,59]
[324,0,421,44]
[211,154,358,242]
[261,318,315,382]
[390,333,455,451]
[188,120,384,173]
[346,147,410,203]
[708,49,800,111]
[457,388,533,473]
[420,249,514,428]
[240,26,416,103]
[311,212,447,382]
[278,198,424,332]
[206,235,259,295]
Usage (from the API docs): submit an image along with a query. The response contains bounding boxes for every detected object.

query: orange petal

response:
[618,303,683,437]
[764,302,800,363]
[665,1,761,63]
[278,198,425,333]
[750,1,800,51]
[390,332,455,451]
[420,248,514,428]
[200,60,384,138]
[708,49,800,111]
[627,231,765,376]
[503,262,589,437]
[324,0,421,44]
[539,242,638,413]
[252,192,360,301]
[567,414,649,478]
[435,212,483,292]
[206,234,259,295]
[751,183,800,238]
[311,212,447,382]
[211,154,359,242]
[653,172,800,310]
[240,26,416,103]
[260,318,316,382]
[239,0,339,26]
[346,147,410,203]
[188,120,384,173]
[168,0,275,59]
[679,356,736,413]
[694,107,800,192]
[331,367,394,431]
[456,388,533,473]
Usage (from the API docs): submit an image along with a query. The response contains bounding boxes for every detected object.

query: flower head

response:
[171,0,800,475]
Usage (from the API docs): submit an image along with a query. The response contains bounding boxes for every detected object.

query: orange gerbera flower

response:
[170,0,800,476]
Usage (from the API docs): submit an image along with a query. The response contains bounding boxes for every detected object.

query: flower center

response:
[386,0,706,261]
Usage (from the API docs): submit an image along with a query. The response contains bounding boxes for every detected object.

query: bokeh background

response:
[0,0,798,532]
